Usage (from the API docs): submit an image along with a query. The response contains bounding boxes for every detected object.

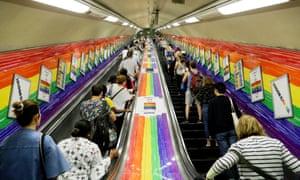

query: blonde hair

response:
[236,114,265,139]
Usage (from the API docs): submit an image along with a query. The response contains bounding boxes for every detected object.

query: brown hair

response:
[12,99,40,127]
[116,75,127,84]
[202,76,214,86]
[236,114,265,139]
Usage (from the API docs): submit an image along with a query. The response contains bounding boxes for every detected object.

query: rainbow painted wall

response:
[165,34,300,158]
[0,36,132,142]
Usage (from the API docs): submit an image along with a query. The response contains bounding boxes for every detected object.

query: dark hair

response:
[119,68,133,89]
[12,99,40,127]
[189,61,196,68]
[71,120,92,138]
[127,50,133,58]
[108,75,117,84]
[214,82,226,94]
[102,84,107,95]
[91,83,105,96]
[119,68,128,76]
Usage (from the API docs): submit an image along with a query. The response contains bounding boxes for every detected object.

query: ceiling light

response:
[33,0,90,13]
[104,16,118,22]
[172,22,180,27]
[122,22,129,26]
[218,0,289,15]
[185,17,199,23]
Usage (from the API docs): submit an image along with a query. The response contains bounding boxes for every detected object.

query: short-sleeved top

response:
[0,129,70,180]
[80,98,112,122]
[57,137,111,180]
[110,84,133,116]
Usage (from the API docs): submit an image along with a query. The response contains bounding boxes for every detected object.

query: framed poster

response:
[80,52,86,75]
[271,74,293,119]
[207,49,212,70]
[223,55,230,82]
[95,47,100,66]
[234,59,245,90]
[249,66,264,102]
[37,66,52,102]
[88,49,94,71]
[201,48,205,66]
[196,46,201,63]
[8,74,31,118]
[214,52,220,75]
[56,59,66,90]
[70,54,78,82]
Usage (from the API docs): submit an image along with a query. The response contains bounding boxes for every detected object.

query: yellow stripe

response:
[0,69,57,109]
[146,73,151,96]
[142,117,152,180]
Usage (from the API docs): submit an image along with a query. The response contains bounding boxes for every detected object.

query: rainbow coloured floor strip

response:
[119,44,183,179]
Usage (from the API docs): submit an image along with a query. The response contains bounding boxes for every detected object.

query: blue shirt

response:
[0,129,70,180]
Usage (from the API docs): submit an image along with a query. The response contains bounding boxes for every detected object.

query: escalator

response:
[156,48,227,179]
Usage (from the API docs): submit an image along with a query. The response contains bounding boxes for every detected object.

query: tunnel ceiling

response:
[92,0,216,28]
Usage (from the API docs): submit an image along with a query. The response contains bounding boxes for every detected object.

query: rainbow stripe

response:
[138,73,162,97]
[251,80,262,94]
[39,80,50,94]
[120,114,183,179]
[272,82,290,113]
[144,102,156,110]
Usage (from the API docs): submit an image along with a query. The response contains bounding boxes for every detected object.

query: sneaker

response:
[205,141,211,147]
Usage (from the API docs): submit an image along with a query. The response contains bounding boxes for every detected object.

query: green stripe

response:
[150,74,154,96]
[151,116,162,179]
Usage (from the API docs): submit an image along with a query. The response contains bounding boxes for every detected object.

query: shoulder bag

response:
[229,97,239,130]
[39,133,47,179]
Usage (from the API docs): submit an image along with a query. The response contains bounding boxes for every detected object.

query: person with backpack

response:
[79,83,117,155]
[181,61,203,124]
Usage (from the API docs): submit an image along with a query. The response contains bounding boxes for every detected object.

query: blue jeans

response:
[215,130,237,156]
[202,104,210,139]
[216,130,239,179]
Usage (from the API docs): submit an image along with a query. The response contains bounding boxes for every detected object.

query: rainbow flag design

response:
[138,73,162,97]
[144,102,156,110]
[39,80,50,94]
[120,114,183,179]
[251,80,262,94]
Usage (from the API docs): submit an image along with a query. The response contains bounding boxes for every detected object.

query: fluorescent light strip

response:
[172,22,180,27]
[185,17,199,23]
[104,16,118,22]
[218,0,289,15]
[33,0,90,13]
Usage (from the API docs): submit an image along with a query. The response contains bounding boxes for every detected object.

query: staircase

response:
[157,48,227,179]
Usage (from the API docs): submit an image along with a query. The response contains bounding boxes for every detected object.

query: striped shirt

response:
[211,136,300,180]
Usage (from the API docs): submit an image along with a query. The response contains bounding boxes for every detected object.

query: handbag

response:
[230,149,276,180]
[229,97,239,130]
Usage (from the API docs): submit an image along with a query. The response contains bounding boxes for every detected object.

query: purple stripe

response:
[153,73,162,97]
[0,50,121,142]
[158,114,183,179]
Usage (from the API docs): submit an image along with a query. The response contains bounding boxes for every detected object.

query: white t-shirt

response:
[110,84,133,116]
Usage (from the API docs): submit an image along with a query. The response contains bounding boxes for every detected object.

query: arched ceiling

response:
[91,0,215,28]
[2,0,299,30]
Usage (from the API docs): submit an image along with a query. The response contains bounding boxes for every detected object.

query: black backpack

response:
[92,115,117,155]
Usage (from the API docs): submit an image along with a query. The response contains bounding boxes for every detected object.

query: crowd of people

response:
[156,37,300,180]
[1,38,300,180]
